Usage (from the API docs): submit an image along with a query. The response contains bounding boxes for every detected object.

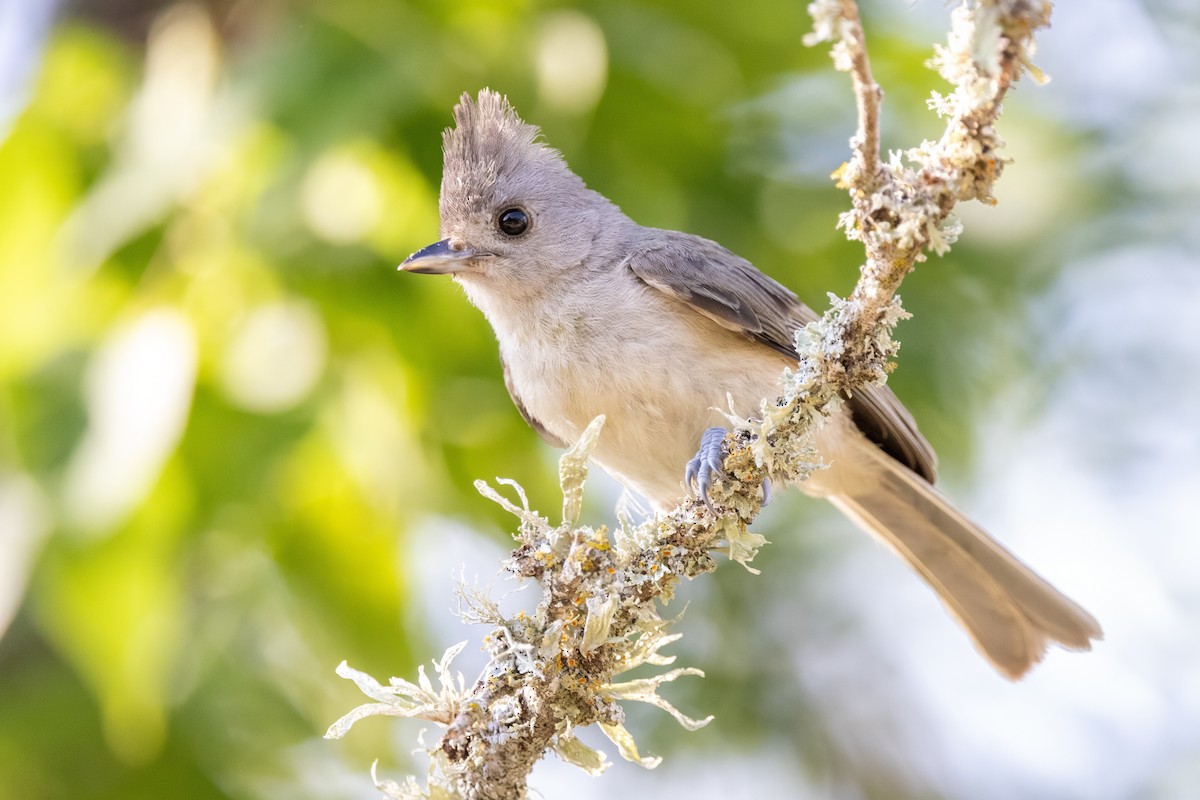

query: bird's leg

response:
[685,427,728,513]
[684,427,772,512]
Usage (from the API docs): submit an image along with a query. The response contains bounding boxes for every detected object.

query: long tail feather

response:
[830,445,1102,679]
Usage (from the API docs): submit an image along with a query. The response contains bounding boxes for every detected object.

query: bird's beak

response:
[399,239,478,275]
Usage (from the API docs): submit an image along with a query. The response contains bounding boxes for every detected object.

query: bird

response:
[399,89,1101,679]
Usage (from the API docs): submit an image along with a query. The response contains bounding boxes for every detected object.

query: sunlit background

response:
[1,0,1198,798]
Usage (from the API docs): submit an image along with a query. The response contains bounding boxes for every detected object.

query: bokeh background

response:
[2,0,1198,798]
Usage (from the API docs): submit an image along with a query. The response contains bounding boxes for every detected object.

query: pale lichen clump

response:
[328,417,717,799]
[327,1,1053,797]
[803,0,858,72]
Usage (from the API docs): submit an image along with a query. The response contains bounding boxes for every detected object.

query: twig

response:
[326,2,1054,797]
[840,0,883,192]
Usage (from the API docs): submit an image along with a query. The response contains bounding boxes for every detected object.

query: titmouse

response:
[401,89,1101,679]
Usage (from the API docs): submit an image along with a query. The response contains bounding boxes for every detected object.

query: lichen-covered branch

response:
[325,1,1053,797]
[804,0,883,192]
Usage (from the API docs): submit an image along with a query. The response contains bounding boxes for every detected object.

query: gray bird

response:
[401,89,1101,679]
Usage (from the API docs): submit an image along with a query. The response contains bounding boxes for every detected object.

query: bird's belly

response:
[506,324,795,510]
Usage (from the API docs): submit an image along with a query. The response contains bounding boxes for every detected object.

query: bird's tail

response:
[829,445,1102,679]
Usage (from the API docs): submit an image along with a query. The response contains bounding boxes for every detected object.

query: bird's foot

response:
[685,427,728,513]
[684,428,772,511]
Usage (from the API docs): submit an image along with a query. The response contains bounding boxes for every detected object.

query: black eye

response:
[497,208,529,236]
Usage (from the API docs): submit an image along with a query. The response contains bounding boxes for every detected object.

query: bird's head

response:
[401,90,625,305]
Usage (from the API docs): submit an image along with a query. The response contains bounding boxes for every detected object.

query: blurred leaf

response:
[35,463,191,765]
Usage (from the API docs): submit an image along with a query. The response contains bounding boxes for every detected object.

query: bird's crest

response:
[440,89,576,219]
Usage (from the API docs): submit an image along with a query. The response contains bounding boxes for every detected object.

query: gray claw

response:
[685,427,727,514]
[761,478,772,507]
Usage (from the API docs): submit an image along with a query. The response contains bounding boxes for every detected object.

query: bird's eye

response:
[497,208,529,237]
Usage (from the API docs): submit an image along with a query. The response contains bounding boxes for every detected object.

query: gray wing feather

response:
[501,354,567,449]
[847,384,938,483]
[624,233,805,360]
[624,229,938,483]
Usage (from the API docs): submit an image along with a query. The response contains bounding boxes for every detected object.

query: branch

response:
[815,0,883,192]
[326,1,1053,797]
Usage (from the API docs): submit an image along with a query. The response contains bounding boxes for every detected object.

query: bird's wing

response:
[845,382,938,483]
[623,231,806,360]
[624,230,938,482]
[501,353,567,449]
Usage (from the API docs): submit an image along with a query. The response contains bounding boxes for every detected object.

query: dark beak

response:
[399,239,478,275]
